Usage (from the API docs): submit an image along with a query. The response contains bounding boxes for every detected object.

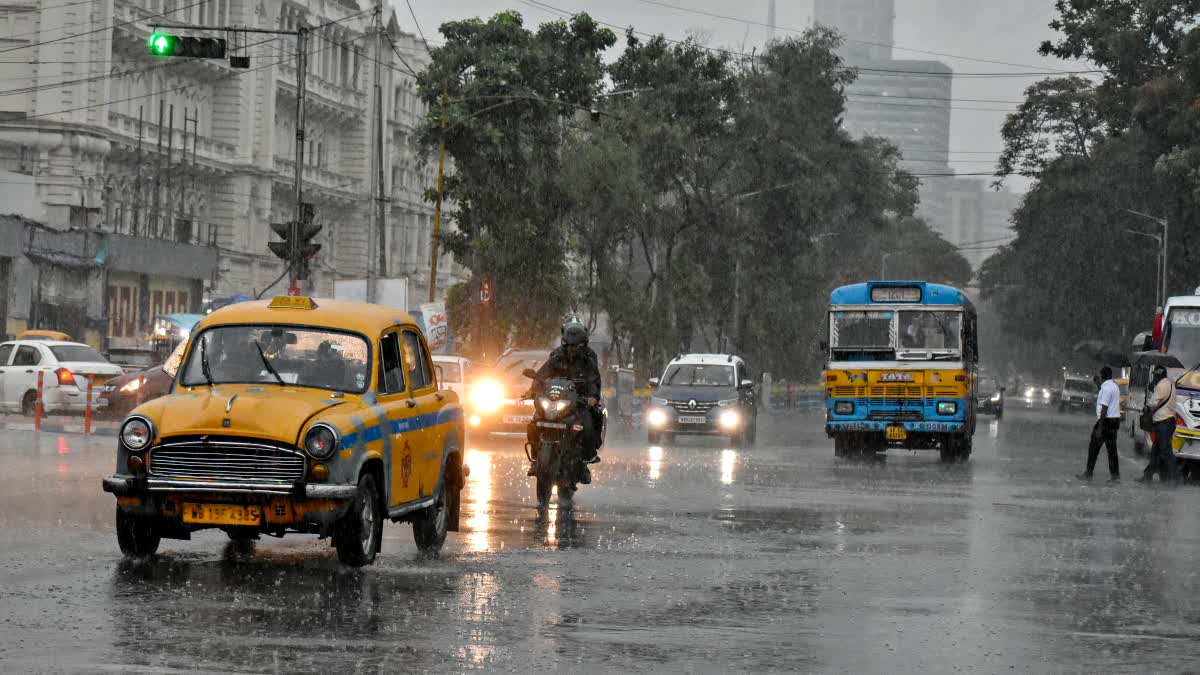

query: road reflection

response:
[647,445,663,481]
[463,449,492,553]
[720,449,737,484]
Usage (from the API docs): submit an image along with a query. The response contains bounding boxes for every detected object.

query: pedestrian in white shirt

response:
[1078,366,1122,482]
[1137,365,1180,484]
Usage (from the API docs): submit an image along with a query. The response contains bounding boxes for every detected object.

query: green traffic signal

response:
[148,32,176,56]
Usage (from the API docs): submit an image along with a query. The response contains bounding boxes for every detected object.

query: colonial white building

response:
[0,0,462,360]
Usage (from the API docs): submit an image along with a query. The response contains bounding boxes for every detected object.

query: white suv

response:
[644,353,758,445]
[0,340,123,415]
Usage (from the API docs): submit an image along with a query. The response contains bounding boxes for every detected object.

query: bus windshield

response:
[830,311,894,360]
[898,311,961,354]
[1166,308,1200,368]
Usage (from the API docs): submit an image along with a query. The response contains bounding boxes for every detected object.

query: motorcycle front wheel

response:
[535,441,556,507]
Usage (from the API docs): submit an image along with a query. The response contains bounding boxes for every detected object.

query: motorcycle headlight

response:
[937,401,958,415]
[834,400,855,415]
[303,423,338,460]
[120,416,155,450]
[538,398,552,411]
[555,400,569,412]
[717,398,739,407]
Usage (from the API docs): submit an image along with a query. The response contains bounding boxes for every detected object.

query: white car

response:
[0,340,124,415]
[431,354,477,399]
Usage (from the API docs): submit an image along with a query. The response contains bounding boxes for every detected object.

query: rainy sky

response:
[403,0,1068,179]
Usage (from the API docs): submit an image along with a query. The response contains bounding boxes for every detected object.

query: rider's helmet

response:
[561,321,588,348]
[1151,364,1168,380]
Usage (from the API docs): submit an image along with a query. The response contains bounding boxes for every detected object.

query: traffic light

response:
[268,204,322,281]
[147,33,227,59]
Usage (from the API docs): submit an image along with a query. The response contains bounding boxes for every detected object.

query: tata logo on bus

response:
[1169,310,1200,327]
[880,372,915,382]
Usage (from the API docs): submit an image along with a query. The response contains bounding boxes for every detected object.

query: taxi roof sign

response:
[268,295,319,310]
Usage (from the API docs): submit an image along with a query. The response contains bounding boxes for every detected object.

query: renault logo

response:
[688,399,697,410]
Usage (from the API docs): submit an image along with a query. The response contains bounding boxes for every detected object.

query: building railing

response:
[108,112,241,165]
[272,157,364,194]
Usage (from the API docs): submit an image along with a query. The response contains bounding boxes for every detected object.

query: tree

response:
[415,12,616,356]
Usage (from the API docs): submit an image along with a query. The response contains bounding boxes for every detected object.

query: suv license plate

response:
[886,426,908,441]
[182,503,262,526]
[679,416,707,424]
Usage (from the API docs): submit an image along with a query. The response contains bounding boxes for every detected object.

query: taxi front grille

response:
[148,437,306,484]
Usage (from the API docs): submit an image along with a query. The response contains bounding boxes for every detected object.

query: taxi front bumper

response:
[102,475,359,499]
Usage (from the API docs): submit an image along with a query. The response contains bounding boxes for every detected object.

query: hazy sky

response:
[399,0,1070,186]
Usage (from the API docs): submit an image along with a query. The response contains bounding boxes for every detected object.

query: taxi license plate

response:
[679,416,707,424]
[182,503,262,526]
[886,426,908,441]
[504,415,533,425]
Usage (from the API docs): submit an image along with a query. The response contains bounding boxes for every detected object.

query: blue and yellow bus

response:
[823,281,978,461]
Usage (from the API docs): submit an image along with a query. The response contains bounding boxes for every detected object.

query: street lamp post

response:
[1124,209,1168,306]
[1124,228,1164,308]
[880,251,900,279]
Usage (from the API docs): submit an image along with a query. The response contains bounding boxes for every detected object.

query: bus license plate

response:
[679,416,707,424]
[182,503,262,526]
[886,426,908,441]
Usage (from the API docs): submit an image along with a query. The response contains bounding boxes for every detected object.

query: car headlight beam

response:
[647,408,668,428]
[470,380,505,413]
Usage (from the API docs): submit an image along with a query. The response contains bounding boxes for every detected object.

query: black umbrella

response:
[1071,340,1130,368]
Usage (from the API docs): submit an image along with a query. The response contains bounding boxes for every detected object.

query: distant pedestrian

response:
[1137,364,1180,484]
[1077,366,1122,482]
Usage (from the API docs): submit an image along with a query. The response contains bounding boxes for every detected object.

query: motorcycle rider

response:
[525,320,603,483]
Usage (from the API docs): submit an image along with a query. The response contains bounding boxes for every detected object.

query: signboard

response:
[1169,309,1200,326]
[420,302,449,352]
[871,286,922,303]
[480,275,494,306]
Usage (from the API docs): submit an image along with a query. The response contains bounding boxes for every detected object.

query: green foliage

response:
[985,0,1200,371]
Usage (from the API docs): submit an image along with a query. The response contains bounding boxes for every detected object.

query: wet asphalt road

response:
[1,407,1199,673]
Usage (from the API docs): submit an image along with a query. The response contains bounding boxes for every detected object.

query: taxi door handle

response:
[406,399,417,408]
[434,393,445,402]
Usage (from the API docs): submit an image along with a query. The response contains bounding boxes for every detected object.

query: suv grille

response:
[669,399,718,414]
[148,437,306,483]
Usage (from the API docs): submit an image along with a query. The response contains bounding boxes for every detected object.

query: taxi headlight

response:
[937,401,958,415]
[834,400,855,415]
[120,416,154,450]
[303,423,339,460]
[719,410,741,429]
[470,380,505,413]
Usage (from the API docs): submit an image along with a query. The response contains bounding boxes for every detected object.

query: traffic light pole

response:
[290,26,308,296]
[151,21,311,294]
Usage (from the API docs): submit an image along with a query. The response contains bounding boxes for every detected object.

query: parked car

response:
[644,353,758,446]
[98,340,187,419]
[0,340,124,415]
[977,376,1005,418]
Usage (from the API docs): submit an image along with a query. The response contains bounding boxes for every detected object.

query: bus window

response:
[898,311,961,352]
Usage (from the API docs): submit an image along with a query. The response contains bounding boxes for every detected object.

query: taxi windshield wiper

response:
[253,341,286,386]
[199,335,214,386]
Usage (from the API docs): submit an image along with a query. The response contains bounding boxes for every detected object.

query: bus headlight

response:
[834,401,855,415]
[937,401,958,415]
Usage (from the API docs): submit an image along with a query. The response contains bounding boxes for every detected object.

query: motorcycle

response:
[522,368,604,507]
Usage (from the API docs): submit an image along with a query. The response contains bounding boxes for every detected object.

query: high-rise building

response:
[0,0,463,359]
[814,0,954,242]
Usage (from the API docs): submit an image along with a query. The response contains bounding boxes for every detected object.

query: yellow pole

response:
[428,88,448,303]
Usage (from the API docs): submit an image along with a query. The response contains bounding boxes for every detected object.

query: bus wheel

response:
[834,435,850,458]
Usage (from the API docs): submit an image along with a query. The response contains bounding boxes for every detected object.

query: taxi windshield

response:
[180,325,371,393]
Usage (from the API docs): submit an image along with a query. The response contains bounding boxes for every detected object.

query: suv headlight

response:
[303,423,339,460]
[834,401,855,415]
[937,401,958,415]
[120,416,155,450]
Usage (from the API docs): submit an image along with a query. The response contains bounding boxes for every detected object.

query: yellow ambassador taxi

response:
[101,296,467,566]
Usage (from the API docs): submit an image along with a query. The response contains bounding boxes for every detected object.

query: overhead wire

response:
[0,0,211,55]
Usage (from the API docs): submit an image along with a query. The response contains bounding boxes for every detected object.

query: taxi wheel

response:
[115,508,160,557]
[335,473,383,567]
[21,391,36,417]
[412,497,449,554]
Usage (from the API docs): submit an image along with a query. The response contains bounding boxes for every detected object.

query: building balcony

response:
[276,64,368,120]
[273,157,365,195]
[108,112,242,166]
